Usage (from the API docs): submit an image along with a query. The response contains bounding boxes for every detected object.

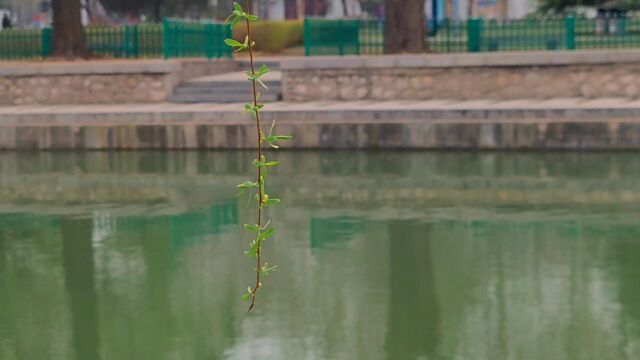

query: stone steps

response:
[173,81,282,93]
[169,92,281,104]
[170,63,282,104]
[236,59,281,71]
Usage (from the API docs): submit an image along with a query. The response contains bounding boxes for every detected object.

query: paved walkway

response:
[2,97,640,116]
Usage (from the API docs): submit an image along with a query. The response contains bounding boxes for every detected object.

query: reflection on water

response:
[0,151,639,359]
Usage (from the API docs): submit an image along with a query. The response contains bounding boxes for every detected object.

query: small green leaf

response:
[261,263,277,276]
[233,2,243,12]
[241,285,252,301]
[246,14,258,21]
[244,239,259,257]
[224,38,242,47]
[265,198,281,206]
[236,180,258,197]
[273,135,293,140]
[257,227,275,242]
[226,37,249,52]
[230,16,241,29]
[244,224,260,233]
[237,181,258,189]
[257,64,270,76]
[246,66,269,82]
[261,220,271,231]
[264,135,293,144]
[252,159,279,167]
[244,103,263,116]
[257,78,268,90]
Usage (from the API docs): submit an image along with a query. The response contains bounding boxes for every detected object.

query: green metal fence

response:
[303,18,361,55]
[85,24,164,58]
[430,19,468,53]
[162,19,231,59]
[304,15,640,55]
[0,28,46,60]
[469,17,569,52]
[0,19,230,60]
[575,17,640,49]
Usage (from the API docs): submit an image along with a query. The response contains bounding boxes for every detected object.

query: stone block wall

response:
[0,74,169,105]
[0,59,237,106]
[282,51,640,102]
[3,104,640,150]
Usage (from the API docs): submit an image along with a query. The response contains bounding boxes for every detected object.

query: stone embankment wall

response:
[282,51,640,101]
[3,103,640,150]
[0,59,236,106]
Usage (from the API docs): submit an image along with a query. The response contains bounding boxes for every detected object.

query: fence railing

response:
[162,19,231,59]
[0,28,47,60]
[304,15,640,56]
[0,19,231,60]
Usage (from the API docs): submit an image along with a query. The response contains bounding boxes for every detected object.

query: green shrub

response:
[233,20,303,53]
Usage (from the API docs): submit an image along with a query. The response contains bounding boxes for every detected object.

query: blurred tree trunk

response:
[52,0,87,59]
[154,0,163,21]
[305,0,328,16]
[384,0,425,54]
[341,0,348,16]
[285,0,298,19]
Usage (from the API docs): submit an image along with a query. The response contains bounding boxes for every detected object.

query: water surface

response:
[0,151,638,360]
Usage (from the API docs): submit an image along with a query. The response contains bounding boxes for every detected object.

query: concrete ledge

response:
[1,100,640,150]
[281,50,640,70]
[0,60,181,77]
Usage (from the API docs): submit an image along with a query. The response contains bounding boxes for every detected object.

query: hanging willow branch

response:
[225,1,292,312]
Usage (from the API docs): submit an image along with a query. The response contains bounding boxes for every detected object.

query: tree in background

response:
[305,0,329,16]
[52,0,87,58]
[384,0,425,53]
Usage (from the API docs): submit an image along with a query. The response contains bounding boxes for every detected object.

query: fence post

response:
[339,20,344,56]
[444,18,450,53]
[304,18,310,56]
[225,24,233,58]
[565,16,576,50]
[41,28,53,58]
[204,23,214,59]
[132,25,139,58]
[355,20,361,55]
[162,18,171,59]
[124,25,132,58]
[467,18,482,52]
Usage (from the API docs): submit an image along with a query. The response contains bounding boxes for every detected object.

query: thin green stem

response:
[245,0,263,313]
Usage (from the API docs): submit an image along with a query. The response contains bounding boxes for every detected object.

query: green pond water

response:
[0,151,639,360]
